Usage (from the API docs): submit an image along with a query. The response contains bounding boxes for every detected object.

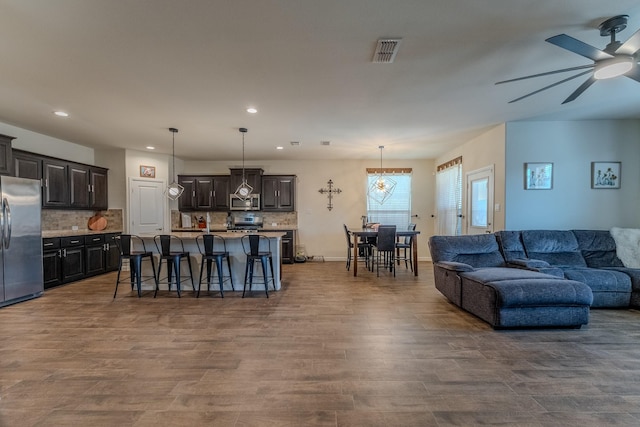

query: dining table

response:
[349,227,421,277]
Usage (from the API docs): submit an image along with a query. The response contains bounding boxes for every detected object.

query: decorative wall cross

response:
[318,179,342,211]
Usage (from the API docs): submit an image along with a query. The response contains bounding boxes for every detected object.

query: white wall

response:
[505,120,640,230]
[434,124,507,233]
[0,122,94,164]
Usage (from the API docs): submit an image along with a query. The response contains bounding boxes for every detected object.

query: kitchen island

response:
[136,231,285,294]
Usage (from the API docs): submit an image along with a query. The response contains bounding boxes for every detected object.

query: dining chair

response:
[374,225,397,277]
[343,224,372,271]
[153,235,195,298]
[113,234,158,298]
[195,234,234,298]
[396,223,416,271]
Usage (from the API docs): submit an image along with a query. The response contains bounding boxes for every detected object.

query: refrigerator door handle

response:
[3,197,10,249]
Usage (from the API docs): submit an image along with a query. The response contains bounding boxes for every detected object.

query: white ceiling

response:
[1,0,640,161]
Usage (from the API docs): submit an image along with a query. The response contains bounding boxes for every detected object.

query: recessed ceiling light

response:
[276,146,284,150]
[54,111,69,117]
[246,107,258,114]
[146,146,155,150]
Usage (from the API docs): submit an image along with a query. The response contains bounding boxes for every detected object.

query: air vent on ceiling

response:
[290,141,300,146]
[321,141,330,146]
[372,38,402,63]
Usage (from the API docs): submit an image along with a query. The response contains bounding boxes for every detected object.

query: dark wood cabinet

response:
[60,236,85,283]
[90,167,108,210]
[0,134,15,176]
[104,233,121,272]
[19,151,108,210]
[84,235,106,277]
[42,238,62,289]
[281,230,295,264]
[43,158,70,208]
[13,150,42,180]
[178,175,230,211]
[43,231,121,289]
[69,163,90,208]
[230,168,262,197]
[262,175,296,211]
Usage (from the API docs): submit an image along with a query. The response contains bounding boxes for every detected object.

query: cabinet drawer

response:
[61,236,85,247]
[84,234,105,245]
[42,237,61,249]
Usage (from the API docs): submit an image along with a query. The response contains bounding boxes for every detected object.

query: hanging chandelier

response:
[234,127,253,200]
[166,127,184,200]
[367,145,396,204]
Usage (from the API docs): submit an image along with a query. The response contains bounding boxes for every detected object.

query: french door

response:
[466,165,494,235]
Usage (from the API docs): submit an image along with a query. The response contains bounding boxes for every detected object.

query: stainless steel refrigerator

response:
[0,176,43,307]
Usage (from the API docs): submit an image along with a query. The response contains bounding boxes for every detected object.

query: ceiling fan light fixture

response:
[593,56,635,80]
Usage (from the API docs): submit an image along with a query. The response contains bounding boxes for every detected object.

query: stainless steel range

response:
[228,213,263,232]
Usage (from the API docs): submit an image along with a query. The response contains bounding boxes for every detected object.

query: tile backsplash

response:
[171,210,297,229]
[42,209,123,232]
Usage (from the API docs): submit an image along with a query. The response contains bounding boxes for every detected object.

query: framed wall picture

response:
[525,162,553,190]
[591,161,620,189]
[140,165,156,178]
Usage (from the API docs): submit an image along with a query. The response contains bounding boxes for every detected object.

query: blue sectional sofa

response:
[428,234,593,329]
[429,229,640,329]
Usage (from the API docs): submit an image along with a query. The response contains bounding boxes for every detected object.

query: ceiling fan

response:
[496,15,640,104]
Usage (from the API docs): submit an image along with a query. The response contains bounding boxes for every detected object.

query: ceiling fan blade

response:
[546,34,612,61]
[495,64,594,85]
[561,76,596,104]
[624,65,640,82]
[508,70,592,103]
[617,27,640,55]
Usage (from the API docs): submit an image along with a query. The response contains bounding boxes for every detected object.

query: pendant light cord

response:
[170,127,178,181]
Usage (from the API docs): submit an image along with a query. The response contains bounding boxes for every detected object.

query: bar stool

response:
[153,235,195,298]
[195,234,234,298]
[241,234,274,298]
[113,234,158,298]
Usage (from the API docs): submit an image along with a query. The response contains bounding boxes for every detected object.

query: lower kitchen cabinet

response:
[281,230,295,264]
[43,232,121,289]
[42,238,62,289]
[61,236,85,283]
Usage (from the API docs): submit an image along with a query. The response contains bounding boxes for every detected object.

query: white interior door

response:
[129,178,166,235]
[466,165,494,235]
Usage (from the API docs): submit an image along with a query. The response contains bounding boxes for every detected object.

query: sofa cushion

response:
[521,230,587,267]
[459,273,593,307]
[429,235,506,268]
[495,230,526,262]
[572,229,624,268]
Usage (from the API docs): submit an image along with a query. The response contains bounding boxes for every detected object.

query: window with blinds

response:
[436,156,462,236]
[366,169,412,229]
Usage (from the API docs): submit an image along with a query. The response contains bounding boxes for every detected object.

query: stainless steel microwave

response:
[229,194,260,211]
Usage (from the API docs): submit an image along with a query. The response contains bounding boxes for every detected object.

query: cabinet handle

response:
[62,248,67,257]
[88,184,92,192]
[58,249,62,258]
[70,240,80,244]
[44,178,48,188]
[44,242,54,247]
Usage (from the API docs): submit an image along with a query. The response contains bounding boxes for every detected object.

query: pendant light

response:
[166,127,184,200]
[367,145,396,204]
[234,127,253,200]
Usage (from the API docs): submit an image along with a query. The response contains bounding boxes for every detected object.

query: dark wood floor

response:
[1,261,640,426]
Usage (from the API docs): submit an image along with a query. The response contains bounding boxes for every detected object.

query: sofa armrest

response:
[435,261,475,272]
[508,258,551,268]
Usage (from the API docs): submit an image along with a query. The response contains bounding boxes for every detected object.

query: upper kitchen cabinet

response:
[13,150,42,180]
[0,134,15,176]
[43,158,70,208]
[262,175,296,212]
[20,151,108,210]
[178,175,230,211]
[69,163,109,210]
[230,168,262,197]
